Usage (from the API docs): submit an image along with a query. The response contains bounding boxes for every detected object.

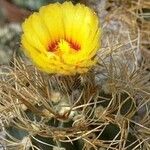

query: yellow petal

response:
[21,2,101,75]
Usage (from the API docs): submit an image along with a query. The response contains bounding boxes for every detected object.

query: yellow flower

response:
[21,2,100,75]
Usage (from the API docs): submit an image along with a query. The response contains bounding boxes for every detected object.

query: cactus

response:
[0,0,150,150]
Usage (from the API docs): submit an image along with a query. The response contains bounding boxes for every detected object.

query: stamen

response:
[48,39,81,52]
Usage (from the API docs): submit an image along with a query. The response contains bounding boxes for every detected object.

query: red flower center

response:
[48,39,81,52]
